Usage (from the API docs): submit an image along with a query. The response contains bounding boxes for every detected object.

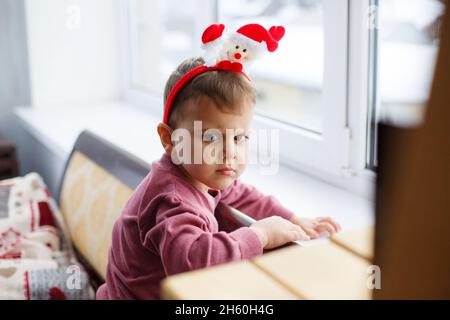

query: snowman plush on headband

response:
[202,23,285,72]
[163,23,285,124]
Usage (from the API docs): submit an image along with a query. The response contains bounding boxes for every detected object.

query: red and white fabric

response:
[0,173,93,300]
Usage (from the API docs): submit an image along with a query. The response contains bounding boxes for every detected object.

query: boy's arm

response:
[141,195,263,275]
[220,179,295,221]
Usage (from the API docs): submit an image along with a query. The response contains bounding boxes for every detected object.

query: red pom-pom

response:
[269,26,285,41]
[202,24,225,44]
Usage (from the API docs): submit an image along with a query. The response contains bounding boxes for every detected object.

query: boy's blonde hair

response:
[163,57,256,127]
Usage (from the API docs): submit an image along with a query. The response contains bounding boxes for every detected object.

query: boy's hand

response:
[250,216,310,249]
[289,215,342,239]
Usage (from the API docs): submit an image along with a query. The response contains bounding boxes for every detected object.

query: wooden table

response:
[161,225,375,300]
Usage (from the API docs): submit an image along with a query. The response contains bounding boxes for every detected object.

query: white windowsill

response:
[14,101,374,230]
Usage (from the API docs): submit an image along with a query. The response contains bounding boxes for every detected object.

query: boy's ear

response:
[157,122,174,154]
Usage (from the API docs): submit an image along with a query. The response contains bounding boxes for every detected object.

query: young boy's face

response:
[172,95,254,192]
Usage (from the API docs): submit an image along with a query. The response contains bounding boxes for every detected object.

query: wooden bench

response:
[56,130,149,289]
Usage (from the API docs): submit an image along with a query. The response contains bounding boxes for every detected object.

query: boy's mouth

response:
[215,167,236,176]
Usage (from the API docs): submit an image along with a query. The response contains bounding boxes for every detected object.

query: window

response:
[128,0,327,133]
[218,0,325,133]
[366,0,445,168]
[127,0,214,95]
[124,0,350,186]
[124,1,440,196]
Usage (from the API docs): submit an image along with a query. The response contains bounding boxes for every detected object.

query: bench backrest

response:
[57,130,149,286]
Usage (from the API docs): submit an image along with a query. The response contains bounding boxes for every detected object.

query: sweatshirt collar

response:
[159,153,222,206]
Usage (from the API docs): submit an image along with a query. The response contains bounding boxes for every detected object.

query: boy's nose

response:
[234,52,241,60]
[223,140,237,161]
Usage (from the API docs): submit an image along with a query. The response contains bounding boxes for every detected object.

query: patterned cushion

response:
[59,151,133,280]
[0,173,93,299]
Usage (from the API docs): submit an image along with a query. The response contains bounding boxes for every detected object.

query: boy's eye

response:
[203,132,220,142]
[234,134,249,143]
[235,45,239,49]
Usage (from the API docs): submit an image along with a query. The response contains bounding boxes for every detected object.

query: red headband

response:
[163,60,248,125]
[163,22,285,124]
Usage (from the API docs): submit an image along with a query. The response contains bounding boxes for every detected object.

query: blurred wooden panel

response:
[160,261,298,300]
[253,243,372,300]
[331,225,374,261]
[374,4,450,299]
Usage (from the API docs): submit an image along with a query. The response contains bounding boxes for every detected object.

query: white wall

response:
[6,114,67,195]
[1,0,123,194]
[0,0,30,138]
[25,0,122,107]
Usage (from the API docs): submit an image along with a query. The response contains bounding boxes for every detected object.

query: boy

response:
[96,57,340,300]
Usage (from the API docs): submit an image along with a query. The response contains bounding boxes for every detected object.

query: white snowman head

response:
[218,32,265,65]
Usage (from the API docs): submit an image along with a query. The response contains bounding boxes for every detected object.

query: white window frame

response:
[346,0,376,198]
[119,0,376,199]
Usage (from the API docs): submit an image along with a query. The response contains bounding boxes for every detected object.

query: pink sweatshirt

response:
[96,153,294,300]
